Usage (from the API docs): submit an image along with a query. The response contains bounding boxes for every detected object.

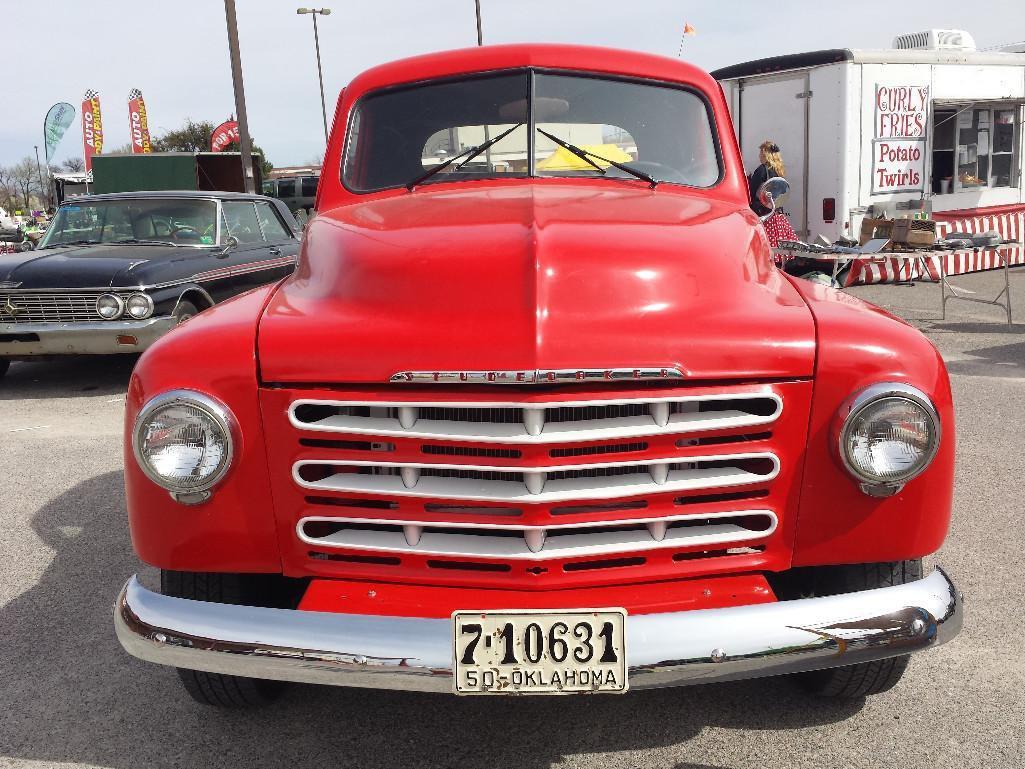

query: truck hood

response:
[0,244,182,289]
[258,183,815,383]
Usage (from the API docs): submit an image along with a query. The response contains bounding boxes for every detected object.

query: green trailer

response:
[90,152,263,195]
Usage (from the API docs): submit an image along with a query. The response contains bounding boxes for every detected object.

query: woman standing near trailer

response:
[749,140,798,250]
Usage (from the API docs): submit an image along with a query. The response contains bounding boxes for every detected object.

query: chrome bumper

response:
[0,317,176,356]
[114,568,961,693]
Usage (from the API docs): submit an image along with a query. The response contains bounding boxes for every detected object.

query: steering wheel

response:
[170,225,201,242]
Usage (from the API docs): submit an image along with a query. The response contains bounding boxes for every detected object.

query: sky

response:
[4,0,1023,169]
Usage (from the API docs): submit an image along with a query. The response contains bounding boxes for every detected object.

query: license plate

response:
[452,609,628,695]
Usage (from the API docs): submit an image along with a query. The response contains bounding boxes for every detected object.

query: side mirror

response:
[217,235,239,258]
[756,177,790,221]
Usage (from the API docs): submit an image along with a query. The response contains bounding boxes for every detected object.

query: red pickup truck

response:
[114,44,961,707]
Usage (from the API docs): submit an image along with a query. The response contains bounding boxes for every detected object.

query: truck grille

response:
[0,291,131,324]
[265,383,809,588]
[288,393,782,444]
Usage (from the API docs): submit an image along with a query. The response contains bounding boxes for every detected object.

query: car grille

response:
[0,291,131,324]
[264,383,810,588]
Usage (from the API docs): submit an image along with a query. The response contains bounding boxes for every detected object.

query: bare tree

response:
[0,165,18,213]
[10,157,42,210]
[60,157,85,173]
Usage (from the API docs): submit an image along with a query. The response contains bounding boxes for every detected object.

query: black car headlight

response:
[96,293,125,320]
[125,292,154,319]
[837,383,940,496]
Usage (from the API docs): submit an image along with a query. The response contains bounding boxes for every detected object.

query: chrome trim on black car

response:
[0,317,176,355]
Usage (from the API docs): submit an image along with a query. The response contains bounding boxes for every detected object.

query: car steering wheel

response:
[170,225,201,242]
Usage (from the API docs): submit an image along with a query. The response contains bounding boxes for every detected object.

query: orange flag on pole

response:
[683,22,697,35]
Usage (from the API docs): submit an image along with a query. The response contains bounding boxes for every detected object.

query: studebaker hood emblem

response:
[390,368,686,384]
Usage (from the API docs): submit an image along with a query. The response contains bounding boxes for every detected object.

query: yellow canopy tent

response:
[535,143,633,171]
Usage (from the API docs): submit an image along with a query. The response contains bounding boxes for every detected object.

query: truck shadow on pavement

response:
[0,356,136,400]
[0,472,864,769]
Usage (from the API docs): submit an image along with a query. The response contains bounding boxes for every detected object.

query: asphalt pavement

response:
[1,269,1023,769]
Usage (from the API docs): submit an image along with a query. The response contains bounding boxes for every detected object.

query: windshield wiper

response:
[113,238,179,247]
[535,128,659,188]
[406,122,524,191]
[40,239,99,249]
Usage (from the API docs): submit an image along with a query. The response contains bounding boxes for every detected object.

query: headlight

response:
[838,383,940,496]
[126,292,154,319]
[96,293,125,320]
[133,390,236,500]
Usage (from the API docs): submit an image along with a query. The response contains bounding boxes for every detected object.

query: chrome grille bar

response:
[289,393,782,444]
[297,509,778,560]
[293,452,780,504]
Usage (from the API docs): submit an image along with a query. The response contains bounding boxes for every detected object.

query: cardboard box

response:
[891,218,936,248]
[859,217,893,245]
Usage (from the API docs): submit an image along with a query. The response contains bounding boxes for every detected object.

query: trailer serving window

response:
[931,103,1022,194]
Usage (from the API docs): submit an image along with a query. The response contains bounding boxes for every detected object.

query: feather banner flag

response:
[127,89,153,154]
[43,103,75,164]
[81,90,104,171]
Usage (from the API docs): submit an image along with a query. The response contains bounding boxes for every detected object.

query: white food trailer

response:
[713,30,1025,283]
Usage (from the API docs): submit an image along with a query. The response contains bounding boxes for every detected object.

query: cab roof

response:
[345,43,722,97]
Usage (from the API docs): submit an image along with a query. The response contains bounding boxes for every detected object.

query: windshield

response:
[343,70,721,192]
[38,198,219,248]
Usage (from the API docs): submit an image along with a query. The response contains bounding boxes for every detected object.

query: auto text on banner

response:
[81,90,104,172]
[128,89,153,154]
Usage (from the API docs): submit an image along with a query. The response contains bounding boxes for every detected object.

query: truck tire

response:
[160,570,286,707]
[0,359,9,379]
[793,559,923,698]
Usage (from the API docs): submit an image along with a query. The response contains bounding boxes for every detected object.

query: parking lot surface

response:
[1,270,1023,769]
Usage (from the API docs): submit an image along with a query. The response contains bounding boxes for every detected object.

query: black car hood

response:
[0,244,189,289]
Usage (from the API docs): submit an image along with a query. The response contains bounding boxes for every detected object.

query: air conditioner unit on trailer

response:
[892,29,977,51]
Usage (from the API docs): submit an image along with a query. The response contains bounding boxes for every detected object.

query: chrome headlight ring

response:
[96,293,126,320]
[132,390,237,504]
[836,382,941,497]
[126,292,155,319]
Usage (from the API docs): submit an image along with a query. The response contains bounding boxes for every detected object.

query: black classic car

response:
[0,191,300,377]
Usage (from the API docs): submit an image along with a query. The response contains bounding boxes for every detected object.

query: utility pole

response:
[224,0,256,193]
[33,145,49,210]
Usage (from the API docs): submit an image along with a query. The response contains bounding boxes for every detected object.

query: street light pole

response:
[224,0,256,193]
[33,145,49,210]
[297,8,331,147]
[475,0,483,45]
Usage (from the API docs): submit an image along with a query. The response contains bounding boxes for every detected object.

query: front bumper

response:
[114,568,961,693]
[0,317,176,356]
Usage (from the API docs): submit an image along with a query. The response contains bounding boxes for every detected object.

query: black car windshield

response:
[38,199,219,248]
[343,70,721,192]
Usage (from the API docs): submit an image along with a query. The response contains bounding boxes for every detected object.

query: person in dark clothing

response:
[748,140,785,216]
